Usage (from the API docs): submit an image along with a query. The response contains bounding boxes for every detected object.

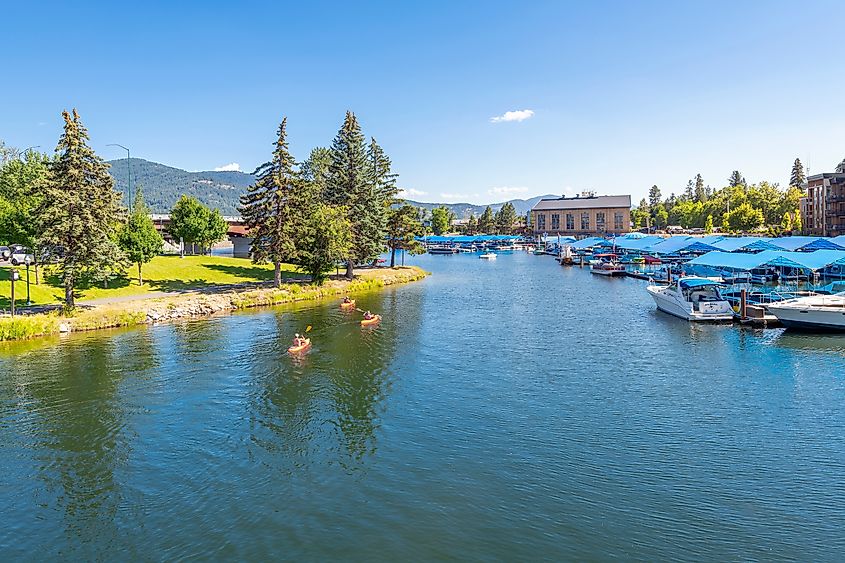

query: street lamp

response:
[10,269,19,317]
[24,255,32,306]
[107,143,132,205]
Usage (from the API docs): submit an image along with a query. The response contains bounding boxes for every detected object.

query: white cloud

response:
[399,188,428,198]
[490,109,534,123]
[440,192,479,200]
[213,162,241,172]
[488,186,529,196]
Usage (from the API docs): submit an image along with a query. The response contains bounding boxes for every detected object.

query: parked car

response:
[10,246,35,266]
[0,246,10,261]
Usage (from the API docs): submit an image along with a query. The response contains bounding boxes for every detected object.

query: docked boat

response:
[646,277,734,321]
[480,252,497,260]
[590,254,626,276]
[428,246,457,255]
[766,293,845,331]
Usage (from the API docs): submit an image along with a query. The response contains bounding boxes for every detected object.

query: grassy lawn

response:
[0,255,302,308]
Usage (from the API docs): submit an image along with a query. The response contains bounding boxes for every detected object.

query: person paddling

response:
[343,296,352,304]
[363,311,374,320]
[292,333,304,347]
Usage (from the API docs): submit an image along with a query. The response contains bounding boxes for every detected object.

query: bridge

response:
[150,214,252,257]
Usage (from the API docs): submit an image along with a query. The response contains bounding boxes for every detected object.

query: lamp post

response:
[24,255,32,306]
[10,269,19,317]
[107,143,132,205]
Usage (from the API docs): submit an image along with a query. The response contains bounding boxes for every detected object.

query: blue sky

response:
[3,0,844,204]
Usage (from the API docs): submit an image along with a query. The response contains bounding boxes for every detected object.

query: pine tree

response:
[478,206,495,233]
[297,203,351,283]
[684,179,694,200]
[694,174,706,202]
[118,187,164,285]
[326,111,381,279]
[38,109,126,307]
[728,170,746,187]
[239,117,300,287]
[496,202,518,234]
[466,214,478,235]
[301,147,332,192]
[790,158,805,188]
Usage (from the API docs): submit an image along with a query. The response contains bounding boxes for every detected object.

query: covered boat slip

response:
[686,250,845,280]
[570,234,845,256]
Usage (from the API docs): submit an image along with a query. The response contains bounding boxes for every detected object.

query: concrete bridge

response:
[151,214,252,257]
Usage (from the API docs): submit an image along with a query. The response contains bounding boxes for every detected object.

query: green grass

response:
[0,255,301,308]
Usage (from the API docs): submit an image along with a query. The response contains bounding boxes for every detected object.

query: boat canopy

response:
[647,236,721,255]
[679,277,724,289]
[710,237,781,252]
[687,250,845,272]
[610,235,665,251]
[764,236,845,252]
[570,237,608,250]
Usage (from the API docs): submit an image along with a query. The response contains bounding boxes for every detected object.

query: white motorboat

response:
[590,254,626,276]
[480,252,497,260]
[646,276,733,321]
[766,293,845,331]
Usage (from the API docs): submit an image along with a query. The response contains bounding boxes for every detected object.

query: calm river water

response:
[2,252,845,561]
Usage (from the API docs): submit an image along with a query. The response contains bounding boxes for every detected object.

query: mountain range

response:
[106,158,556,217]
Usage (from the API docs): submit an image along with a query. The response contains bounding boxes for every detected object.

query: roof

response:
[679,277,724,289]
[687,250,845,272]
[610,235,664,251]
[710,237,781,252]
[570,237,609,250]
[647,236,720,255]
[766,236,845,251]
[531,195,631,211]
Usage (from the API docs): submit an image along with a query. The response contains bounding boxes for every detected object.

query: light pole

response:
[24,255,32,306]
[107,143,132,205]
[10,269,19,317]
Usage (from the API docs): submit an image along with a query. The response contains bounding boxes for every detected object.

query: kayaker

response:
[343,296,352,304]
[363,311,374,320]
[292,333,304,347]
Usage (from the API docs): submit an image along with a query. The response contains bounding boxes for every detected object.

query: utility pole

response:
[10,269,19,317]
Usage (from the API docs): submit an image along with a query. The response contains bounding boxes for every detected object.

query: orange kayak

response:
[340,300,356,309]
[360,315,381,327]
[287,338,311,354]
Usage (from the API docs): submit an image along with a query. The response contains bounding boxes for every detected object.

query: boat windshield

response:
[684,286,723,302]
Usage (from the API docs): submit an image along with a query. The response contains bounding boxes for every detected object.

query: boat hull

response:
[767,305,845,332]
[646,285,733,322]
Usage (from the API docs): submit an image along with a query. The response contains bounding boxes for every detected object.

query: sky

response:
[3,0,845,204]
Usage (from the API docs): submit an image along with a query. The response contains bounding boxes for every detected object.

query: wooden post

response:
[580,255,584,268]
[740,288,747,319]
[667,265,672,283]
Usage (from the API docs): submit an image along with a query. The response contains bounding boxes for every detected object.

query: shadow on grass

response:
[147,278,224,293]
[202,263,295,281]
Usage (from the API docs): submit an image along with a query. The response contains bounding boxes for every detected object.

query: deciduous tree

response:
[386,204,424,267]
[118,187,164,285]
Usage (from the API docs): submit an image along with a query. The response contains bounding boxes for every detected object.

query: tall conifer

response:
[240,117,300,287]
[38,109,126,307]
[326,111,381,279]
[790,158,805,188]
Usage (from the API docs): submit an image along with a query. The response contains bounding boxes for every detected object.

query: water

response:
[2,252,845,561]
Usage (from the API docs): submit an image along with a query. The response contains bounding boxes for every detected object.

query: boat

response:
[428,246,457,255]
[287,338,311,354]
[590,254,626,276]
[361,315,382,327]
[766,293,845,331]
[646,277,734,321]
[480,252,497,260]
[643,255,662,265]
[340,299,356,309]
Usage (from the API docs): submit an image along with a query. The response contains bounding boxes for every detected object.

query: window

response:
[580,212,590,230]
[614,212,624,231]
[596,212,606,232]
[551,213,560,230]
[566,213,574,230]
[537,213,546,230]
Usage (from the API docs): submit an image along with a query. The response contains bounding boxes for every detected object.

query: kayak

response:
[340,300,356,309]
[287,338,311,354]
[360,315,381,327]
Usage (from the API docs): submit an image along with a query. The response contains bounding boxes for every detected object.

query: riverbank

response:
[0,266,428,341]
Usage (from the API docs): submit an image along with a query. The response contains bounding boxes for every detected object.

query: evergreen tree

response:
[495,202,518,234]
[694,174,706,202]
[478,206,495,233]
[466,214,478,235]
[386,204,424,267]
[239,117,300,287]
[648,185,662,225]
[38,109,126,307]
[326,111,382,279]
[790,158,805,188]
[684,179,694,200]
[118,186,164,285]
[300,147,332,192]
[728,170,746,187]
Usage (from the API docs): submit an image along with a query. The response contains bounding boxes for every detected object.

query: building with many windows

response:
[530,193,631,236]
[802,171,845,236]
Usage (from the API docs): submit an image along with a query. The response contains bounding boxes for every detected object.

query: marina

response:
[3,251,845,560]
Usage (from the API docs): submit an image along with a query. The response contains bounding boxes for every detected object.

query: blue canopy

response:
[679,277,723,289]
[610,235,664,251]
[570,237,608,250]
[687,250,845,272]
[765,236,845,251]
[647,236,720,255]
[710,237,781,252]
